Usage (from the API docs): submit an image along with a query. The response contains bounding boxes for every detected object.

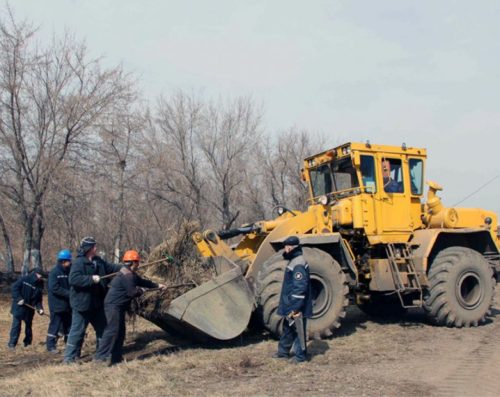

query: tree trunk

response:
[0,212,15,273]
[32,206,45,270]
[113,160,126,262]
[21,212,34,275]
[114,235,121,263]
[221,191,239,230]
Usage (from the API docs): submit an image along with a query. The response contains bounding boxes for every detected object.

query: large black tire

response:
[256,247,349,339]
[424,246,495,327]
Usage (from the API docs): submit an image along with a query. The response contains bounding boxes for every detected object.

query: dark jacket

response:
[48,262,71,313]
[104,268,158,309]
[277,247,313,318]
[69,254,121,312]
[384,177,401,193]
[11,273,44,317]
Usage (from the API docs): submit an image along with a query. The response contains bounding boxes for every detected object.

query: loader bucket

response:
[162,256,255,341]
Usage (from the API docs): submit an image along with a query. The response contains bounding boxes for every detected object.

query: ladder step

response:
[385,243,423,309]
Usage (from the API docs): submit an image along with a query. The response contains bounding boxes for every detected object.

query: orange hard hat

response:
[123,250,140,263]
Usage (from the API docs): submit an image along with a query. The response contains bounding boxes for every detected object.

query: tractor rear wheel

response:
[257,247,349,339]
[424,246,495,327]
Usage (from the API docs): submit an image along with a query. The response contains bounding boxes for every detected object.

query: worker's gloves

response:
[17,299,25,306]
[158,284,167,290]
[139,287,147,293]
[37,309,44,316]
[92,275,101,284]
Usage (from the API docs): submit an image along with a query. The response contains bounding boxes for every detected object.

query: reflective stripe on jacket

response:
[48,262,71,313]
[277,253,313,318]
[11,273,43,317]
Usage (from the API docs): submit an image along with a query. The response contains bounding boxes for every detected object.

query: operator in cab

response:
[382,159,400,193]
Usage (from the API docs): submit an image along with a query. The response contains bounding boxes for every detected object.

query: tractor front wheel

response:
[257,247,349,339]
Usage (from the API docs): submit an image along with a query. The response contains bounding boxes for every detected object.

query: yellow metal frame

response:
[193,141,499,279]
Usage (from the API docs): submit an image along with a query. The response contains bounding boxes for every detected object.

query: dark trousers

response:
[46,311,72,351]
[63,308,107,362]
[278,317,308,361]
[94,305,126,363]
[8,311,34,347]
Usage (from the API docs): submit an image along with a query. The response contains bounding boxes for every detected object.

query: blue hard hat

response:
[57,249,72,261]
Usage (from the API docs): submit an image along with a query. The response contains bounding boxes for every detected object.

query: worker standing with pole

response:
[94,250,166,365]
[7,267,46,349]
[46,249,73,353]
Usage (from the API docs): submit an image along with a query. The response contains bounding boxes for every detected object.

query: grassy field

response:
[0,287,499,397]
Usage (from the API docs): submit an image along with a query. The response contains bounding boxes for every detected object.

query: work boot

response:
[272,352,289,359]
[47,349,59,354]
[7,344,15,350]
[93,357,110,367]
[290,357,307,365]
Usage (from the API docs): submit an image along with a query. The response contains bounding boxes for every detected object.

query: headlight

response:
[277,206,285,215]
[319,195,329,205]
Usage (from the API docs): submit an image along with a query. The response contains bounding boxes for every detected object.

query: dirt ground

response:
[0,287,499,397]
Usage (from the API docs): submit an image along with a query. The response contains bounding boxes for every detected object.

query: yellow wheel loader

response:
[158,142,500,340]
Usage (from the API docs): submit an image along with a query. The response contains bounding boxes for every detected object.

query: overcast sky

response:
[10,0,500,217]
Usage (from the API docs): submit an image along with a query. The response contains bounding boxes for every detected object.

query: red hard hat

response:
[123,250,140,263]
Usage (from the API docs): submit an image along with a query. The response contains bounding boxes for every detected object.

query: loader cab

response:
[304,142,427,244]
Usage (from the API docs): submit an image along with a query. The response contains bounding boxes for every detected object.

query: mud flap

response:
[166,257,255,340]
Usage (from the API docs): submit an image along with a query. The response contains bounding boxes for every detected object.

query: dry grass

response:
[1,286,499,396]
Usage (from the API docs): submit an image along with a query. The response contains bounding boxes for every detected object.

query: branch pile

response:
[131,222,216,332]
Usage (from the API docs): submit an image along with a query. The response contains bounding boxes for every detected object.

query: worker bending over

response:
[7,268,46,349]
[94,250,166,364]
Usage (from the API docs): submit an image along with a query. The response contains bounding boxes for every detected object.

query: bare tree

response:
[141,92,207,225]
[259,127,324,212]
[0,10,134,272]
[0,8,328,272]
[0,204,14,272]
[200,97,262,230]
[94,106,144,261]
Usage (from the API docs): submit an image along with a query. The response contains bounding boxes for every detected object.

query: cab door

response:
[375,155,413,236]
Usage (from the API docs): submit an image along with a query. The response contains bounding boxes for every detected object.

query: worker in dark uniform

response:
[273,236,313,363]
[94,250,166,364]
[63,237,122,364]
[7,267,46,349]
[46,249,72,353]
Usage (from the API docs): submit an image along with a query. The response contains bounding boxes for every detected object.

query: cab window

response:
[382,158,403,193]
[310,164,332,197]
[332,157,359,192]
[409,159,423,195]
[360,155,376,193]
